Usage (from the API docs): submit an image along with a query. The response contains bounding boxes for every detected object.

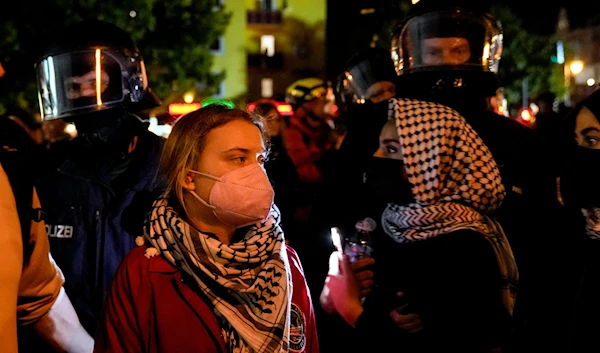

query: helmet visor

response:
[392,10,502,76]
[345,58,396,102]
[36,50,128,120]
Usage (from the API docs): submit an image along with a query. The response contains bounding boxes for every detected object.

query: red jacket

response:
[94,246,319,353]
[283,114,332,184]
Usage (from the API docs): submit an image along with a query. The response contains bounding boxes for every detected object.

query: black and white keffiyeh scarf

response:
[144,197,292,353]
[381,98,519,314]
[582,207,600,240]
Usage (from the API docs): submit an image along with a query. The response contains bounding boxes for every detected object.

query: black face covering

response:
[560,146,600,208]
[72,109,141,162]
[362,157,414,212]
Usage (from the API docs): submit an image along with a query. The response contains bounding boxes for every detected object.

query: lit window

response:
[261,35,275,57]
[261,78,273,98]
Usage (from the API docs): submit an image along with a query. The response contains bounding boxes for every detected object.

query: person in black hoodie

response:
[324,98,517,353]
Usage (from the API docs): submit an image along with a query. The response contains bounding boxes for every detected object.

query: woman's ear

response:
[180,172,196,191]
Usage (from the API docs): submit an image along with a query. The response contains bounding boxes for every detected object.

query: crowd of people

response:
[1,0,598,352]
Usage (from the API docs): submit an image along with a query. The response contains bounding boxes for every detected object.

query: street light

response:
[570,60,584,75]
[564,60,585,107]
[183,92,194,104]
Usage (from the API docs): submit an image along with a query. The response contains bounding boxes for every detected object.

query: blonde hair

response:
[160,104,267,214]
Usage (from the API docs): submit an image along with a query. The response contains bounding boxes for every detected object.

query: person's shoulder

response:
[120,246,178,275]
[120,246,151,269]
[484,111,541,137]
[140,130,166,152]
[285,245,301,264]
[284,245,298,259]
[144,129,167,142]
[476,110,550,154]
[284,245,306,274]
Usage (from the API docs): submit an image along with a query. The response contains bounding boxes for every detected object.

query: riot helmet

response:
[35,20,161,122]
[340,47,397,105]
[391,0,503,98]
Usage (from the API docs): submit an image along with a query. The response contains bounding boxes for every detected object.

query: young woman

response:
[94,104,319,353]
[322,98,518,353]
[558,88,600,352]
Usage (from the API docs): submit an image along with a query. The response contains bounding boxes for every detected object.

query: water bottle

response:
[344,217,376,263]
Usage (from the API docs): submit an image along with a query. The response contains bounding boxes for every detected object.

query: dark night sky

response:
[497,0,600,34]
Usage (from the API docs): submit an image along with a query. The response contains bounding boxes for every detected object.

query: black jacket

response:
[355,229,511,353]
[36,129,166,335]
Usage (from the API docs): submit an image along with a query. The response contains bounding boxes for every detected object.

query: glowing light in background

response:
[168,102,202,116]
[556,41,565,64]
[64,123,77,137]
[183,92,194,104]
[570,60,584,75]
[520,109,532,121]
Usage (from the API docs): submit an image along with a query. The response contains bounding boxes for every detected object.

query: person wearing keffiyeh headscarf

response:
[94,104,319,353]
[556,88,600,353]
[323,98,518,353]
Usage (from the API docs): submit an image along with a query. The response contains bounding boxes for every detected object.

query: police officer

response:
[328,46,399,198]
[339,47,397,106]
[333,46,398,148]
[35,20,166,336]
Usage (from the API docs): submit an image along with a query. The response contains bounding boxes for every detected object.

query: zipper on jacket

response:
[94,209,103,291]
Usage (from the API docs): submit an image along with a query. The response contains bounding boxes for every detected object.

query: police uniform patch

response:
[289,303,306,352]
[46,224,74,238]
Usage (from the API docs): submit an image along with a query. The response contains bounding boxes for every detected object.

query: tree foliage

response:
[0,1,231,115]
[489,4,564,109]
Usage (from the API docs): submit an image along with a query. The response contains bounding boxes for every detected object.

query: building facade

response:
[556,7,600,104]
[213,0,327,103]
